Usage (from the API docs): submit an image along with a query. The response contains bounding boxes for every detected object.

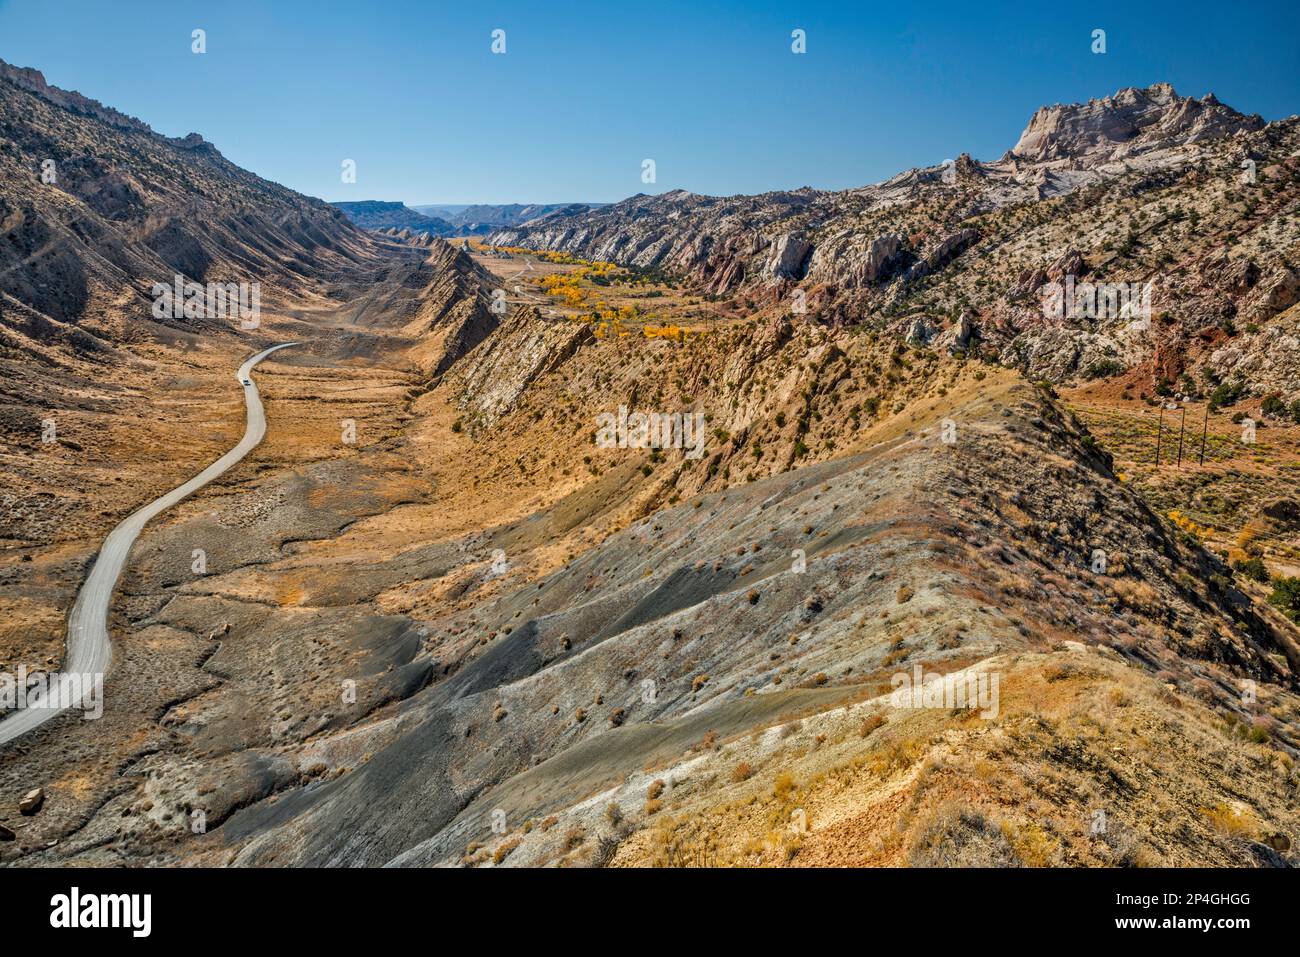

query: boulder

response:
[19,788,43,816]
[807,232,902,288]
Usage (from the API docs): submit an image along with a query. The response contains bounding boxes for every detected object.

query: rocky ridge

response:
[489,85,1297,400]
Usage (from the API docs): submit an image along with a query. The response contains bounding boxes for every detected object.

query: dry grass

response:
[492,836,521,864]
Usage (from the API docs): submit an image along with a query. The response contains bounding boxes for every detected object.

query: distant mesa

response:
[411,202,607,235]
[332,200,456,236]
[332,201,609,238]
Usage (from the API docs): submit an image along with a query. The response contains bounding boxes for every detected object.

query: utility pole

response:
[1155,403,1165,467]
[1176,399,1187,467]
[1199,402,1210,467]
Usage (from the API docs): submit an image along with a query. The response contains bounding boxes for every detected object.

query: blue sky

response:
[1,0,1296,204]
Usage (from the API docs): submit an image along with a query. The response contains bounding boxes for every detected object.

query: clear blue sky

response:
[1,0,1296,204]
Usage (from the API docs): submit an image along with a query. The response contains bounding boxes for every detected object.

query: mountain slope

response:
[488,85,1298,399]
[189,344,1300,867]
[6,293,1287,868]
[0,59,381,344]
[0,68,1296,873]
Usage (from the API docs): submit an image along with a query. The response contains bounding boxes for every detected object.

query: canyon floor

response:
[1,248,1296,867]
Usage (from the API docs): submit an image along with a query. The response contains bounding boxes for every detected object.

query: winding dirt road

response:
[0,343,297,747]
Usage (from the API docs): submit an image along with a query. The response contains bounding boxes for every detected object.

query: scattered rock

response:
[18,785,43,816]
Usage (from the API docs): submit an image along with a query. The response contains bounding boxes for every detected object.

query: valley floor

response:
[1,271,1297,868]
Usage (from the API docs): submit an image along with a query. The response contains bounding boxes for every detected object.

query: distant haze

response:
[413,204,604,216]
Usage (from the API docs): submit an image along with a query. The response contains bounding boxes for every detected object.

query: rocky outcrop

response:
[1011,83,1264,166]
[1201,254,1261,295]
[807,232,902,287]
[452,308,594,425]
[906,315,933,344]
[1010,249,1086,301]
[932,311,976,354]
[0,60,153,136]
[1241,267,1300,322]
[905,228,979,282]
[764,233,812,279]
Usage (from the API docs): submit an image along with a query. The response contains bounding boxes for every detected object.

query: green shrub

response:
[1268,577,1300,622]
[1084,358,1124,380]
[1232,556,1270,583]
[1208,379,1246,412]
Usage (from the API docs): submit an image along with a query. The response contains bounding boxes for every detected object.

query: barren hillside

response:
[0,69,1296,870]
